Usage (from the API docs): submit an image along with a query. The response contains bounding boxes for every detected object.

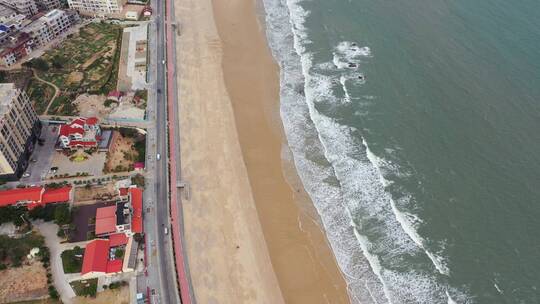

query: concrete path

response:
[33,221,76,304]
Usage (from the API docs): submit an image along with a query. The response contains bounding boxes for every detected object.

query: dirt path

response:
[32,69,60,115]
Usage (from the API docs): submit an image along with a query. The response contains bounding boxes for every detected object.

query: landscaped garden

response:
[60,246,84,273]
[70,278,97,297]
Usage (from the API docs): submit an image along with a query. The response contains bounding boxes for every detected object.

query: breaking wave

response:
[260,0,473,303]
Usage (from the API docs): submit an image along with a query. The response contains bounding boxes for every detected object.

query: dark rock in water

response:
[351,42,357,46]
[358,75,365,80]
[348,63,357,68]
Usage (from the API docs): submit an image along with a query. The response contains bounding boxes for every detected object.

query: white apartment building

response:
[22,9,73,46]
[67,0,126,15]
[0,83,40,180]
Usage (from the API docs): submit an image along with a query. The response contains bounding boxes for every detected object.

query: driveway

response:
[33,221,77,304]
[22,123,57,184]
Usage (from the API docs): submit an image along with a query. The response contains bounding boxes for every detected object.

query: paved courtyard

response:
[49,150,107,178]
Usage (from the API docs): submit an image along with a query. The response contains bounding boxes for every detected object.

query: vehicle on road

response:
[162,60,165,65]
[22,173,30,178]
[156,153,161,160]
[164,227,168,235]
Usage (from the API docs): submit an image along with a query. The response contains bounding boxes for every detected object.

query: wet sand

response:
[176,0,351,302]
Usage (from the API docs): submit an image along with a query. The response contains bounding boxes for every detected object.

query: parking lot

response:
[22,123,58,184]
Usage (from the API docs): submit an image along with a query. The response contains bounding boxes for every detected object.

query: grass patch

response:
[60,246,84,273]
[70,278,97,297]
[25,79,55,114]
[48,95,78,116]
[0,233,45,268]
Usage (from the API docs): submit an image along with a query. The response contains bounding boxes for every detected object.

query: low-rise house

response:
[0,186,72,209]
[0,31,34,67]
[58,117,101,149]
[81,238,124,278]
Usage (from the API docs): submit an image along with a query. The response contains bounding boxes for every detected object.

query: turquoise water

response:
[263,0,540,303]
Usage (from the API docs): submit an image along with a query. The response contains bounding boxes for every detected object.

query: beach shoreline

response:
[175,0,350,302]
[212,0,351,303]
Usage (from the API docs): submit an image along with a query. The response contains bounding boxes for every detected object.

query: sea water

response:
[261,0,540,303]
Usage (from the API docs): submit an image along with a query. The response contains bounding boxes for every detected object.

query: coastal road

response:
[141,0,181,303]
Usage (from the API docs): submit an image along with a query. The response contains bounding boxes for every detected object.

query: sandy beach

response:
[175,0,350,302]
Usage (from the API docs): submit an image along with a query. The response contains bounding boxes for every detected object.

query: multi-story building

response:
[0,0,38,17]
[67,0,126,16]
[0,31,34,67]
[0,83,41,181]
[35,0,62,11]
[0,3,18,21]
[22,9,74,47]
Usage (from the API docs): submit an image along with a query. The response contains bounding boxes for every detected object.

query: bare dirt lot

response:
[103,132,139,173]
[0,260,48,303]
[74,94,111,118]
[73,286,129,304]
[74,184,118,204]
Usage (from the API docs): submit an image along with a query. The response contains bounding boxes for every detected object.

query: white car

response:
[156,153,161,160]
[164,227,168,235]
[22,173,30,178]
[162,60,166,65]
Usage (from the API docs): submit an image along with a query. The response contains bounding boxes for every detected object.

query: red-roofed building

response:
[81,239,124,278]
[107,91,123,102]
[0,186,72,208]
[42,187,72,204]
[81,239,109,276]
[106,259,123,274]
[108,233,128,247]
[95,205,117,236]
[133,162,145,171]
[0,187,43,207]
[58,117,101,149]
[129,188,143,233]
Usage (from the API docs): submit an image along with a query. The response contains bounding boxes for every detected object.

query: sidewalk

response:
[33,221,76,304]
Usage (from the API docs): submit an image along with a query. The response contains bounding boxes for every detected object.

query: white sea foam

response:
[261,0,472,303]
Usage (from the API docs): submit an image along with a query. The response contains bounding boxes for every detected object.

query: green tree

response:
[52,55,64,69]
[32,58,49,71]
[54,204,71,225]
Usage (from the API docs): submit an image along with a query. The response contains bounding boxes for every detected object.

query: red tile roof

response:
[107,91,122,98]
[42,187,72,203]
[0,187,43,207]
[108,233,128,247]
[129,188,143,233]
[81,239,109,275]
[106,259,123,273]
[118,188,128,197]
[59,124,84,137]
[86,117,98,125]
[95,206,117,235]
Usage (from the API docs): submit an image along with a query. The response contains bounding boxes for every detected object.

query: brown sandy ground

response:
[0,260,49,303]
[73,286,129,304]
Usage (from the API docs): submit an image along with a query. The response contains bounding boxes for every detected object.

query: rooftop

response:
[95,205,117,235]
[0,83,17,118]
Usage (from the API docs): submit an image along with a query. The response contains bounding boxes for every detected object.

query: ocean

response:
[261,0,540,303]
